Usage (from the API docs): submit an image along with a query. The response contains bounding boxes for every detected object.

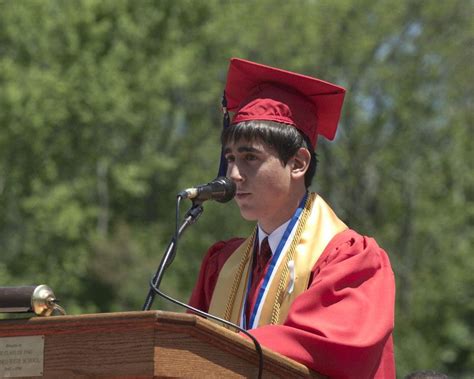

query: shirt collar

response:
[257,219,292,256]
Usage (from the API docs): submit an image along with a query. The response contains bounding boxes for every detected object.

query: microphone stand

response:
[141,195,265,378]
[142,201,204,311]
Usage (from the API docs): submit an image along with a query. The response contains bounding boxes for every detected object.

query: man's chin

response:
[238,208,258,222]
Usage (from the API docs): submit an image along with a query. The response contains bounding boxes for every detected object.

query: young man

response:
[188,58,395,378]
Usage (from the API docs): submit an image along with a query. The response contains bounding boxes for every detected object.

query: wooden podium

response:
[0,311,324,378]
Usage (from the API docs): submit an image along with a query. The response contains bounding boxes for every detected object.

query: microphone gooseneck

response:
[143,182,263,378]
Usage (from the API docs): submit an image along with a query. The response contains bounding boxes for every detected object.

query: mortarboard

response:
[224,58,346,147]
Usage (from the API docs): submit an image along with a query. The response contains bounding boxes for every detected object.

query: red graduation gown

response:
[188,229,395,379]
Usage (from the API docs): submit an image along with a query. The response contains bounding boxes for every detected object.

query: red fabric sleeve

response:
[188,237,245,312]
[248,229,395,379]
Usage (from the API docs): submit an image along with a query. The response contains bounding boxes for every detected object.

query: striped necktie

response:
[246,237,272,323]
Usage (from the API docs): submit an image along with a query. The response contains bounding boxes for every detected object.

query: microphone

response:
[178,176,236,203]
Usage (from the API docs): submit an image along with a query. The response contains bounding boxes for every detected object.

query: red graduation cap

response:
[224,58,346,147]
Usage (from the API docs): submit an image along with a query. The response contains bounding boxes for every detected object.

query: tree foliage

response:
[0,0,472,376]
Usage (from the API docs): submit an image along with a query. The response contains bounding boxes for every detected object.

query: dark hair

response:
[221,121,317,188]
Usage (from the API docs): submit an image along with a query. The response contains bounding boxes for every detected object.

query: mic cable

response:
[146,193,264,379]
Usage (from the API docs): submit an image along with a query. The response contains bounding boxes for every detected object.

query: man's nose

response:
[227,164,244,181]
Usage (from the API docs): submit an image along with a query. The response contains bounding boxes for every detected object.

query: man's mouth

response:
[236,192,251,199]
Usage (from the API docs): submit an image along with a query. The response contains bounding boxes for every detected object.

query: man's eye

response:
[225,155,235,163]
[245,154,257,161]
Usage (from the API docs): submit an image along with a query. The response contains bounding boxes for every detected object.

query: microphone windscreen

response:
[214,177,236,203]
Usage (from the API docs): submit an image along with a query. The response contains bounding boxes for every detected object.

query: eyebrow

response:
[223,146,263,154]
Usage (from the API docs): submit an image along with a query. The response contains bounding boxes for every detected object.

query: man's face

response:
[224,138,294,231]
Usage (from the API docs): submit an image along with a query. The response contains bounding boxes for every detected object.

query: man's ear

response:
[290,147,311,179]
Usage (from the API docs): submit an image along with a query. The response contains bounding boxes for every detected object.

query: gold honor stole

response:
[209,193,348,328]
